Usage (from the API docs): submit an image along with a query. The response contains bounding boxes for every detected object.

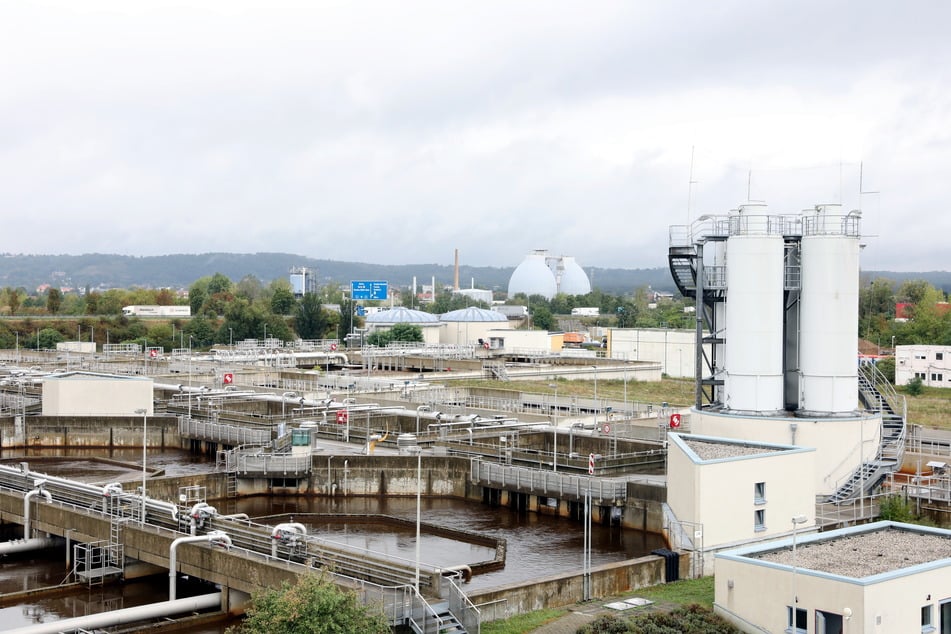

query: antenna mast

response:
[687,146,697,221]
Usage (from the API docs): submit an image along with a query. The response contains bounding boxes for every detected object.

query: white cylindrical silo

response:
[724,204,785,412]
[799,205,860,414]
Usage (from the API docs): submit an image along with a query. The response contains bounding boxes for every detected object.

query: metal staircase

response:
[826,363,907,503]
[668,223,728,409]
[483,361,509,381]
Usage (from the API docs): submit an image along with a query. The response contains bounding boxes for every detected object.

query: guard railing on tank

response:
[178,417,271,446]
[472,460,628,502]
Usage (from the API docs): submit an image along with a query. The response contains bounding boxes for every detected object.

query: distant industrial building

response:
[289,267,317,297]
[895,344,951,387]
[507,250,591,300]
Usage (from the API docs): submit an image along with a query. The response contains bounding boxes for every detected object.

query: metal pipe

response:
[0,537,58,555]
[23,486,52,539]
[0,465,178,522]
[169,532,231,600]
[7,593,222,634]
[271,523,307,558]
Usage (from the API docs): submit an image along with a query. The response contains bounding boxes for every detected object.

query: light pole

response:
[188,336,193,419]
[414,442,422,593]
[416,405,430,435]
[791,514,808,630]
[591,366,598,428]
[549,383,558,472]
[135,408,148,523]
[229,328,233,350]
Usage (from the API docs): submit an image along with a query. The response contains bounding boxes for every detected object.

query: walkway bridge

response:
[0,463,479,633]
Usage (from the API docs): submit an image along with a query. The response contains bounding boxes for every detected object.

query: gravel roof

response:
[753,527,951,578]
[684,438,779,461]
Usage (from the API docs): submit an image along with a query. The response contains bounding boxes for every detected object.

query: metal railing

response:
[472,460,628,502]
[179,417,271,446]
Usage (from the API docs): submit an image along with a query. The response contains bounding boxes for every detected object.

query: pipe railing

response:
[169,531,231,600]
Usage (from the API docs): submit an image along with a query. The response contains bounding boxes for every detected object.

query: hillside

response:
[0,253,675,295]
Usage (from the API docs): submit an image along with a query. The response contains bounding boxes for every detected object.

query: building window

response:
[932,373,943,382]
[937,352,944,361]
[921,604,934,632]
[754,509,766,532]
[787,606,807,633]
[754,481,766,504]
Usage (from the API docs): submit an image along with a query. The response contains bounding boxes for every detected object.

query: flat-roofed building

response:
[42,371,154,416]
[666,433,816,574]
[715,521,951,634]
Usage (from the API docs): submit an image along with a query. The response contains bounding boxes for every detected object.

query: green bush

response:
[576,604,739,634]
[229,572,389,634]
[906,376,924,396]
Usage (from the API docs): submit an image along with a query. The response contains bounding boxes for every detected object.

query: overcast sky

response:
[2,1,948,271]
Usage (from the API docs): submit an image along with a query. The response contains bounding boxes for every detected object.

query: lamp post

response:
[188,336,194,419]
[229,328,233,350]
[414,442,422,592]
[591,366,598,428]
[549,383,558,472]
[791,514,808,630]
[135,408,148,523]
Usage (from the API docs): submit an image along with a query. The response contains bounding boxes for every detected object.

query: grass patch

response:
[902,385,951,432]
[629,576,715,608]
[451,377,696,409]
[480,608,567,634]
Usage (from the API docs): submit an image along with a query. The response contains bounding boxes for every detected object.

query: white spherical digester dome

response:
[508,252,557,299]
[558,256,591,295]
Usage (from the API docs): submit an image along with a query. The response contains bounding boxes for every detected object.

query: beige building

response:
[607,328,701,378]
[666,433,816,573]
[688,409,882,499]
[439,307,511,347]
[715,521,951,634]
[42,372,154,416]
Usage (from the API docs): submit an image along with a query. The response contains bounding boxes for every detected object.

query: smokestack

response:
[454,249,460,290]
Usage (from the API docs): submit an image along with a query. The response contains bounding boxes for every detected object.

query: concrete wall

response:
[470,554,690,622]
[0,415,181,448]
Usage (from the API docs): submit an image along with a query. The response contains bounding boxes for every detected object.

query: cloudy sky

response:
[2,1,948,271]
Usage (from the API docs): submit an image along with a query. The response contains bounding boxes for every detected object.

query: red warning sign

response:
[223,373,234,385]
[148,348,158,358]
[669,413,682,428]
[336,410,349,425]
